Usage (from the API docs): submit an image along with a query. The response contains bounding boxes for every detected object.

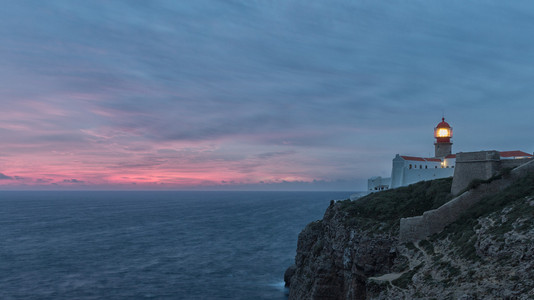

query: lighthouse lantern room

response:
[434,118,453,158]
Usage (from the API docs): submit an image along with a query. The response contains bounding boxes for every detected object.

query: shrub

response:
[419,239,435,255]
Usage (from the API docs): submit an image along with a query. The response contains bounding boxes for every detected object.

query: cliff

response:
[285,171,534,299]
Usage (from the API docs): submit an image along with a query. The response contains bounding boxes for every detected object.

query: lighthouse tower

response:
[434,118,453,158]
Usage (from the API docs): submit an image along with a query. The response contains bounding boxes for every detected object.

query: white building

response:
[368,118,456,191]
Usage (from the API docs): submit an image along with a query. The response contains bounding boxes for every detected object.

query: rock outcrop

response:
[286,171,534,299]
[287,201,396,299]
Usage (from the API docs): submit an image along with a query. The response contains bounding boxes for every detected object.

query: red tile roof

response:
[400,156,425,161]
[500,151,532,158]
[400,156,442,162]
[445,154,456,159]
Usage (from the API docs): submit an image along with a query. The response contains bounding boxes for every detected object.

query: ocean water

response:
[0,191,351,299]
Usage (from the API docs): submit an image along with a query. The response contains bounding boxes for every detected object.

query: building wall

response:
[501,157,534,169]
[389,154,453,189]
[443,157,456,167]
[368,176,392,191]
[390,155,405,188]
[400,167,454,187]
[450,151,501,195]
[369,154,457,191]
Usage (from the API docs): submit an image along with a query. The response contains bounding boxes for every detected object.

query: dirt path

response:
[368,272,404,281]
[368,242,426,285]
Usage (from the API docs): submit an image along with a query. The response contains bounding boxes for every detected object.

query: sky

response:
[1,1,533,191]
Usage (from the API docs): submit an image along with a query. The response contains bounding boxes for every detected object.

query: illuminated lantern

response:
[434,117,453,157]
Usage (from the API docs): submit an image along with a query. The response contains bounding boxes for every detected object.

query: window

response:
[420,165,422,169]
[409,164,412,169]
[425,165,428,169]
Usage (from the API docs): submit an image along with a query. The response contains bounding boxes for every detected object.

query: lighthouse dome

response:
[436,118,451,129]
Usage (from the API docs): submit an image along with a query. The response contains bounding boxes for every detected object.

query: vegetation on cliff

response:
[338,177,452,234]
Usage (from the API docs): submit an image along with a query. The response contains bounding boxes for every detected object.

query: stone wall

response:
[450,151,501,195]
[501,157,534,170]
[434,141,452,158]
[399,158,534,243]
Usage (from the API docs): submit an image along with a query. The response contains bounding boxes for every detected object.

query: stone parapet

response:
[501,157,534,170]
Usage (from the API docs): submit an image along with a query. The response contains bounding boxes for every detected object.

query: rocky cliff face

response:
[286,173,534,299]
[287,201,397,299]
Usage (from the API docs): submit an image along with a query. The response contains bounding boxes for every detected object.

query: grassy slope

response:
[435,171,534,260]
[337,171,534,253]
[338,177,453,234]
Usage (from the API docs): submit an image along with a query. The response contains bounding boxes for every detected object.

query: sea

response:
[0,191,353,300]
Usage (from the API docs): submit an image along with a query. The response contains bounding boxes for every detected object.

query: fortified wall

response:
[450,151,501,195]
[450,151,533,195]
[400,152,534,243]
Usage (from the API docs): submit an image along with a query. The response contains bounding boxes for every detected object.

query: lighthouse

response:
[366,117,533,193]
[434,118,452,158]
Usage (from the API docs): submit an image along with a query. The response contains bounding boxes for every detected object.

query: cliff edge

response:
[286,171,534,299]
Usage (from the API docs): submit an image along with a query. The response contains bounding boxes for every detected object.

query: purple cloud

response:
[63,179,84,183]
[0,173,13,180]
